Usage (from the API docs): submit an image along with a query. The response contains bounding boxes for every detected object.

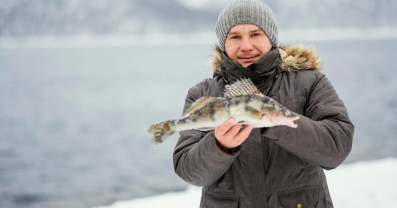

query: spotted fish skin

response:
[176,94,298,129]
[148,78,300,144]
[148,94,299,144]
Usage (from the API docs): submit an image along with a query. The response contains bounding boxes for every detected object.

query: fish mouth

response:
[288,120,298,128]
[288,116,300,128]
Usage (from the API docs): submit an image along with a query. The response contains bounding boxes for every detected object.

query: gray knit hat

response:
[215,0,278,51]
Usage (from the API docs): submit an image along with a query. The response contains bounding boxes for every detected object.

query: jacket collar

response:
[221,48,282,94]
[211,44,322,78]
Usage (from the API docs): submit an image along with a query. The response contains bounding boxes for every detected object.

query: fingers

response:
[226,125,254,148]
[216,118,235,136]
[214,122,254,152]
[234,125,254,141]
[225,124,243,138]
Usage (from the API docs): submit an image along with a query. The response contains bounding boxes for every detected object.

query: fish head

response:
[275,107,300,128]
[260,101,300,128]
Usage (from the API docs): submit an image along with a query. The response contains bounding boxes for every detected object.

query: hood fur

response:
[211,44,322,75]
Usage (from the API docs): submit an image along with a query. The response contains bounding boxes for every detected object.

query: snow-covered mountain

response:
[0,0,396,38]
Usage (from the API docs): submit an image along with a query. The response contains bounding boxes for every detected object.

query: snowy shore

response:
[94,158,397,208]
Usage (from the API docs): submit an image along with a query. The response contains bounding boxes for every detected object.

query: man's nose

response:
[240,37,254,52]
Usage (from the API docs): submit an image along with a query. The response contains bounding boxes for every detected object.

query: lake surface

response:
[1,39,396,208]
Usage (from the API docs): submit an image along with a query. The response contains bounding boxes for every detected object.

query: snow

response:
[326,158,397,207]
[94,158,397,208]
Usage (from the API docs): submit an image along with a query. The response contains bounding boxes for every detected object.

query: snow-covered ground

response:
[95,158,397,208]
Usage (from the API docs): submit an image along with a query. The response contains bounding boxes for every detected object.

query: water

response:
[0,40,396,208]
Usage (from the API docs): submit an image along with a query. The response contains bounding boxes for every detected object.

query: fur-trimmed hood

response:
[210,44,322,75]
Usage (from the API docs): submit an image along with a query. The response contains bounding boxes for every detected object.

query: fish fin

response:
[247,106,265,120]
[183,97,217,118]
[234,107,264,125]
[195,127,216,132]
[237,121,251,125]
[223,78,262,97]
[147,120,176,145]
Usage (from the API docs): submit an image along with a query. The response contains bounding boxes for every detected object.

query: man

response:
[173,0,354,207]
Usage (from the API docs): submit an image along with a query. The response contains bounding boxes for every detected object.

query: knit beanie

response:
[215,0,278,51]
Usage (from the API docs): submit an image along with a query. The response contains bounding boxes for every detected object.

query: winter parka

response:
[173,44,354,208]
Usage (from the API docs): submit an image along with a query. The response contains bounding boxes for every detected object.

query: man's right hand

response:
[214,118,254,152]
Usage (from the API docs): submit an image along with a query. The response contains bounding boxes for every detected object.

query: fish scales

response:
[212,98,228,122]
[178,95,278,131]
[228,95,245,117]
[198,99,217,122]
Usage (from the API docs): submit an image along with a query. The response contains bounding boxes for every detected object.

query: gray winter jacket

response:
[173,45,354,208]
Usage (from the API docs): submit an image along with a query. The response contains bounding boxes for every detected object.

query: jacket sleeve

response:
[264,74,354,170]
[173,83,240,186]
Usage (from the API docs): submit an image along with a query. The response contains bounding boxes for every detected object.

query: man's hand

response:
[214,118,254,152]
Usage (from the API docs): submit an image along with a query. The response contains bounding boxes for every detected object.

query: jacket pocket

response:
[278,186,326,208]
[204,190,239,208]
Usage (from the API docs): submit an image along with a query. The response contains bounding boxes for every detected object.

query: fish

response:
[148,78,300,144]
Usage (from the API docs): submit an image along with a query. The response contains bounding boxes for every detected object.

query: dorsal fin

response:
[182,97,216,118]
[223,78,262,97]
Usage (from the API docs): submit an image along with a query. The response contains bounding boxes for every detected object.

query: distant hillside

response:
[0,0,396,38]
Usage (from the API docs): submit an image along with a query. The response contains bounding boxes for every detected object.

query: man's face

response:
[224,24,272,68]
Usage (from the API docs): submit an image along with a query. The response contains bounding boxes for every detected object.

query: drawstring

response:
[222,76,229,84]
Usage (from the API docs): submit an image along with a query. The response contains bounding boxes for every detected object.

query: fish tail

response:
[147,120,176,144]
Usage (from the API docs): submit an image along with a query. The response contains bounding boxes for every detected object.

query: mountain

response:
[0,0,396,38]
